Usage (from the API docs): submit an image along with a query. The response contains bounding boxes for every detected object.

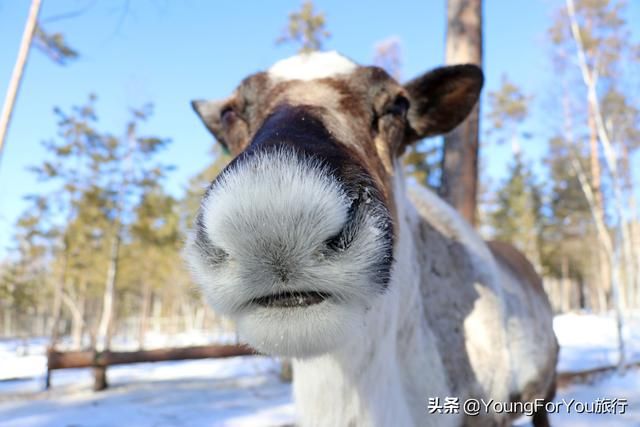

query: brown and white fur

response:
[185,51,558,427]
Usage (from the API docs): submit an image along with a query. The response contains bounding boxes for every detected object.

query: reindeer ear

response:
[192,99,229,151]
[403,64,483,142]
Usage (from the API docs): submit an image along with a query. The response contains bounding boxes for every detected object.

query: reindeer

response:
[185,51,558,427]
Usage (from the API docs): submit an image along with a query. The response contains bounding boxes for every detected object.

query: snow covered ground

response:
[546,368,640,427]
[0,356,294,427]
[0,313,638,426]
[554,312,640,372]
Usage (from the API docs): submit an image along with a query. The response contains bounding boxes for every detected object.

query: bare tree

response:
[565,0,635,370]
[439,0,483,226]
[0,1,79,170]
[0,0,43,166]
[373,36,402,81]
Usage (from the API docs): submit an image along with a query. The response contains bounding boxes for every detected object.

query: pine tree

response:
[123,188,181,348]
[276,1,330,53]
[542,136,598,311]
[484,78,543,268]
[21,95,172,387]
[490,154,543,269]
[440,0,483,225]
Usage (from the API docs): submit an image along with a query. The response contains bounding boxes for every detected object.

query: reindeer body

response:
[186,51,558,427]
[292,172,557,427]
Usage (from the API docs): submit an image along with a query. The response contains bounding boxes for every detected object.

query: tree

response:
[486,76,531,153]
[542,135,601,312]
[182,145,231,228]
[0,0,78,168]
[0,0,43,165]
[491,155,543,269]
[276,1,330,53]
[548,0,640,368]
[372,37,402,81]
[124,188,181,349]
[25,96,171,388]
[439,0,483,226]
[551,0,639,303]
[485,78,542,268]
[33,24,79,65]
[0,203,51,338]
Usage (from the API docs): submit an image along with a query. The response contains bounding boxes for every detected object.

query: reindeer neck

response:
[291,170,457,427]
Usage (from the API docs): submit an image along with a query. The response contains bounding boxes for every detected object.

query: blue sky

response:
[0,0,638,256]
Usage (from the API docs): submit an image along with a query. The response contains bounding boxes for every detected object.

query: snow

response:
[512,365,640,427]
[0,356,294,427]
[0,330,238,382]
[546,369,640,427]
[553,312,640,372]
[0,312,638,426]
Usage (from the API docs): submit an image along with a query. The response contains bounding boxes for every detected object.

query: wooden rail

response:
[556,361,640,389]
[46,344,256,390]
[47,344,255,369]
[45,343,638,392]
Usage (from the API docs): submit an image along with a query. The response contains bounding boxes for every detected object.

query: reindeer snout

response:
[195,148,350,279]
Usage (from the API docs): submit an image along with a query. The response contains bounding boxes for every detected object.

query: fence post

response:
[93,351,108,391]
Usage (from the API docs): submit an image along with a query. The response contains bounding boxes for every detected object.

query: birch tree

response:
[548,0,639,368]
[0,0,42,165]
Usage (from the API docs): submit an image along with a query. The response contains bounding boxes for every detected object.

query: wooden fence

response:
[46,343,256,390]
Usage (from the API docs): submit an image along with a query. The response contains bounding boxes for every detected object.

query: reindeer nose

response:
[195,147,350,279]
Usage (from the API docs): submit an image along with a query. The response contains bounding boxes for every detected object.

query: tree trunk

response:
[0,0,42,165]
[591,247,608,312]
[49,236,71,351]
[561,255,570,312]
[62,291,85,350]
[630,202,640,309]
[152,295,163,333]
[566,0,629,368]
[93,364,108,391]
[3,309,11,336]
[138,282,151,350]
[577,278,586,309]
[588,103,612,310]
[96,232,121,352]
[569,153,626,369]
[93,231,121,390]
[587,103,603,215]
[439,0,482,226]
[280,359,293,382]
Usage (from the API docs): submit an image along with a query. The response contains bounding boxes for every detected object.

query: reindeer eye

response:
[384,96,410,118]
[220,107,237,127]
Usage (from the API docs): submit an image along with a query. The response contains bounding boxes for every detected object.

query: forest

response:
[0,1,639,425]
[3,0,637,350]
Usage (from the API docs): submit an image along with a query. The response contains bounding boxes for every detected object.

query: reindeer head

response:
[186,51,482,357]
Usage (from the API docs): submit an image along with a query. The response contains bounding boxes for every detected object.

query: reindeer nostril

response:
[209,246,230,264]
[201,243,229,265]
[322,196,362,254]
[195,227,230,265]
[324,230,349,253]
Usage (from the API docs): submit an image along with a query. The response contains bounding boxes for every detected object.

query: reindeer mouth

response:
[251,291,331,308]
